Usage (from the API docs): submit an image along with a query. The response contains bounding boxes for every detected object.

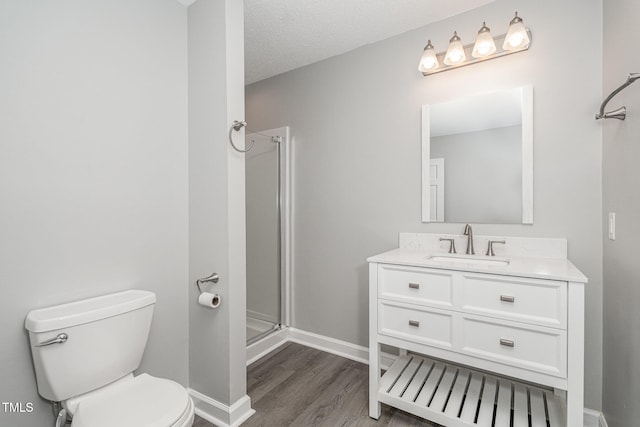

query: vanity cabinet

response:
[368,252,586,427]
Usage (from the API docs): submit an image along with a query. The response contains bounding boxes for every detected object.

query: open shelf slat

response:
[379,354,567,427]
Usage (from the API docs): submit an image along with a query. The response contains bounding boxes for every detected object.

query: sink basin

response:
[427,254,510,266]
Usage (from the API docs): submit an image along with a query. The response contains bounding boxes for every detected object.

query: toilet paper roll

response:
[198,292,221,309]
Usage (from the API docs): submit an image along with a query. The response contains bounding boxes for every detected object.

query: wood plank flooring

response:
[193,342,436,426]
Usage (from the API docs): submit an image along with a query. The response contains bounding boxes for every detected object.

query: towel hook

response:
[596,73,640,120]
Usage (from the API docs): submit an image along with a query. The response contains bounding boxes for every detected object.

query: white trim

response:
[421,104,431,222]
[282,127,292,327]
[247,327,395,369]
[583,408,607,427]
[188,389,255,427]
[599,411,609,427]
[288,134,295,327]
[175,0,197,6]
[287,327,369,364]
[521,84,534,224]
[247,328,289,365]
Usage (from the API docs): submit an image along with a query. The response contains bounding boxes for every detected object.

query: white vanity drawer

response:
[378,264,454,309]
[460,315,566,378]
[461,273,567,329]
[378,300,453,350]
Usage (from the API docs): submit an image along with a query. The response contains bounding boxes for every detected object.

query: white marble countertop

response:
[367,248,588,283]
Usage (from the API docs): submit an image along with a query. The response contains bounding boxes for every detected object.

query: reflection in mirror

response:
[421,86,533,224]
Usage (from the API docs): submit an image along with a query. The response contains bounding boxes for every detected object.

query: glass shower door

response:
[245,131,282,344]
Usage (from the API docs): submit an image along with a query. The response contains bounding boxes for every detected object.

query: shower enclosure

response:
[245,127,290,345]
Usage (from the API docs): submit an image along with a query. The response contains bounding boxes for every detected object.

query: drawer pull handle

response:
[500,295,515,303]
[500,338,515,348]
[408,283,420,290]
[408,320,420,327]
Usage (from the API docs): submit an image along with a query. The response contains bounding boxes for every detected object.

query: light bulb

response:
[448,50,463,63]
[503,12,530,51]
[444,31,466,66]
[472,22,497,58]
[507,32,524,48]
[418,40,440,73]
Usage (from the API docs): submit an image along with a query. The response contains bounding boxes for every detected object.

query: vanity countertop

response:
[367,248,588,283]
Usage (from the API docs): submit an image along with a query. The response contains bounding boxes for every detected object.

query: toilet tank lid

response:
[25,290,156,333]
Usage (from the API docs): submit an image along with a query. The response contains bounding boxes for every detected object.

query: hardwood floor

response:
[193,342,435,426]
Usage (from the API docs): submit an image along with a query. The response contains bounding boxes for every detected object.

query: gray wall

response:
[246,0,604,410]
[431,125,522,223]
[602,1,640,426]
[0,1,188,426]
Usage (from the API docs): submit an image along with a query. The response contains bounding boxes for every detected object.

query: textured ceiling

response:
[244,0,496,84]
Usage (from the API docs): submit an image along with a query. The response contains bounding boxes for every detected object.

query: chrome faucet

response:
[463,224,475,255]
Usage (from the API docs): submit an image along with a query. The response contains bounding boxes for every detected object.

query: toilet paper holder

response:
[196,272,219,294]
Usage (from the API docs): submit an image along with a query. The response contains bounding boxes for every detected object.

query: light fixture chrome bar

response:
[421,29,532,76]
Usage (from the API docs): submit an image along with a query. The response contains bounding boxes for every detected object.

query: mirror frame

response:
[421,85,533,224]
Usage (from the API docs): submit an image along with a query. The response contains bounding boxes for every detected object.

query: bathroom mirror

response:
[421,85,533,224]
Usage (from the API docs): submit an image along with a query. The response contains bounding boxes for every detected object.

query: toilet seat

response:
[70,374,194,427]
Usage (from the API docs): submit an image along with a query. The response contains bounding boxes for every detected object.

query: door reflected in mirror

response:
[421,86,533,224]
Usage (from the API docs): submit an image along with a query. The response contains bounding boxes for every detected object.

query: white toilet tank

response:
[25,290,156,402]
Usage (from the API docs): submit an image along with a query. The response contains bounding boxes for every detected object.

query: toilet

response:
[25,290,194,427]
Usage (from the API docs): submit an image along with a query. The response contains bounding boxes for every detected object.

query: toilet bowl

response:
[25,290,194,427]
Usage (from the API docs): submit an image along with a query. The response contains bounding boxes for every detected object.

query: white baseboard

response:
[247,327,607,427]
[188,389,255,427]
[246,326,395,369]
[246,327,289,365]
[286,327,370,364]
[583,408,608,427]
[286,327,397,369]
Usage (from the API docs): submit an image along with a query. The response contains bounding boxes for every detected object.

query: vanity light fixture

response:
[418,40,440,73]
[503,12,530,50]
[472,22,496,58]
[444,31,466,65]
[419,12,532,76]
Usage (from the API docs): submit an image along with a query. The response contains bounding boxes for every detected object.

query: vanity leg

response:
[369,263,381,419]
[566,282,585,427]
[369,341,381,419]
